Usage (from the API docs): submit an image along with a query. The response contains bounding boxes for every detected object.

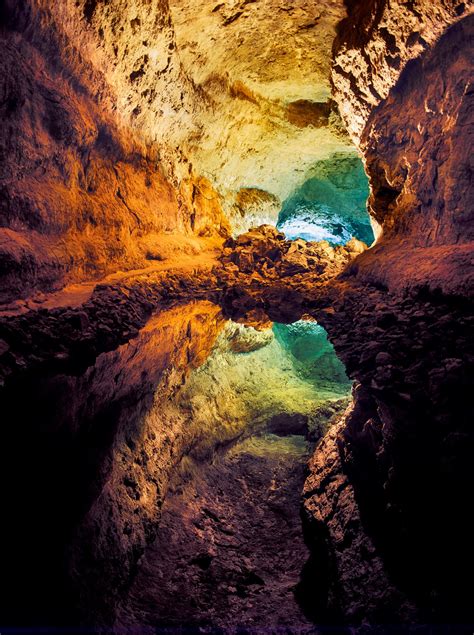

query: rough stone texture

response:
[116,433,315,634]
[0,300,224,625]
[169,0,356,210]
[0,225,367,387]
[67,302,226,624]
[0,285,349,629]
[221,224,367,282]
[0,235,473,629]
[305,287,474,624]
[302,419,416,624]
[362,16,473,246]
[294,6,474,624]
[224,188,282,236]
[0,0,363,301]
[0,255,222,386]
[332,0,472,144]
[0,0,229,302]
[332,2,474,293]
[211,270,474,626]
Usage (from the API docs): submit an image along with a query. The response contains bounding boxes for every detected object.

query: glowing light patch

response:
[273,320,352,394]
[282,320,325,336]
[277,203,354,244]
[276,155,375,246]
[278,217,353,243]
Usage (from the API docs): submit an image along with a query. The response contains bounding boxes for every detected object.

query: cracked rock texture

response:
[116,433,315,634]
[301,284,474,625]
[332,0,471,144]
[332,2,473,293]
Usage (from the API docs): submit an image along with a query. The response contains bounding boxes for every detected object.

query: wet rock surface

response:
[0,289,351,630]
[0,301,225,626]
[0,261,221,385]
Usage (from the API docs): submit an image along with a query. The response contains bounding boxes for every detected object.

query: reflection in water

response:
[1,301,225,626]
[114,311,351,631]
[1,299,351,630]
[273,320,352,396]
[2,282,472,630]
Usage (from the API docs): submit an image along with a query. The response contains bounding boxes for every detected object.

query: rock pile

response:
[220,224,366,281]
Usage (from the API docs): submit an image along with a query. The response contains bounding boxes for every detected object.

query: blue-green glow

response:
[277,153,374,246]
[273,320,352,396]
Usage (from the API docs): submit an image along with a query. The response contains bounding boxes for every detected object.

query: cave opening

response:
[276,153,375,246]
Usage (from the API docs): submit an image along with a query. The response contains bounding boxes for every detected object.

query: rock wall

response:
[304,285,474,625]
[332,0,470,144]
[0,0,472,630]
[299,1,474,626]
[0,0,229,303]
[0,0,369,303]
[332,1,473,293]
[169,0,355,209]
[0,300,224,625]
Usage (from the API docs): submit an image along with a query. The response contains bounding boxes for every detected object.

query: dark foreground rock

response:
[116,433,318,634]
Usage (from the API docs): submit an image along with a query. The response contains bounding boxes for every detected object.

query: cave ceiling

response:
[81,0,356,210]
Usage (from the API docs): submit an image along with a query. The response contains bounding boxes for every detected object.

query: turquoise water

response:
[273,320,352,396]
[277,153,374,246]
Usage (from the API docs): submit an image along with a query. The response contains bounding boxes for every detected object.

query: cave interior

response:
[0,0,473,633]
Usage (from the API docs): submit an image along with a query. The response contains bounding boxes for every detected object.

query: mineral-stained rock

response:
[0,0,231,302]
[332,0,471,145]
[227,322,274,353]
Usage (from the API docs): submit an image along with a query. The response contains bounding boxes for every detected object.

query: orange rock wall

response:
[0,1,229,302]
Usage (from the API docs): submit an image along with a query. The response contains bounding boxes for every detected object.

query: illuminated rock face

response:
[0,0,229,302]
[362,17,474,245]
[0,301,225,624]
[0,0,362,302]
[277,154,374,245]
[332,0,470,144]
[0,0,471,301]
[296,3,474,624]
[168,0,355,211]
[332,1,474,293]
